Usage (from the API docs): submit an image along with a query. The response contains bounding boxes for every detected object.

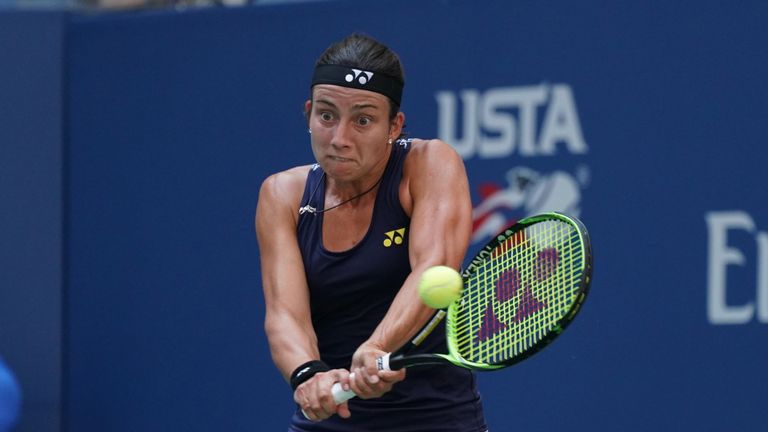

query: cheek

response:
[309,139,320,159]
[309,135,324,156]
[309,128,333,149]
[362,140,390,163]
[309,130,335,161]
[308,117,333,138]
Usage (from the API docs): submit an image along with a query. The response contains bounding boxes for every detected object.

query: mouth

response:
[328,155,354,163]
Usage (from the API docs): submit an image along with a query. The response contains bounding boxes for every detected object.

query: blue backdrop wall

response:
[0,11,64,432]
[2,1,767,431]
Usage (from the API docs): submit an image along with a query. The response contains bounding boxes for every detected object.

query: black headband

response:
[311,64,403,106]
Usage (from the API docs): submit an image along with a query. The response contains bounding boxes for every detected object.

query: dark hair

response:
[314,33,405,119]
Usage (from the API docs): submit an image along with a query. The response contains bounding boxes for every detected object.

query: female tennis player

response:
[255,33,487,431]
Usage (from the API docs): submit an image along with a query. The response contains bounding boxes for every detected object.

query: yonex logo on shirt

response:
[383,228,406,247]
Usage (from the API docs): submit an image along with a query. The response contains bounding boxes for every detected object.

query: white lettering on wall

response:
[705,211,768,324]
[436,84,588,159]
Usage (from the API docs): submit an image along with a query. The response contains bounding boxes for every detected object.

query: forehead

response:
[311,84,390,110]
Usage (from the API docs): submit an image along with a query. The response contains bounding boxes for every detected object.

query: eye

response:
[357,116,372,126]
[319,111,334,122]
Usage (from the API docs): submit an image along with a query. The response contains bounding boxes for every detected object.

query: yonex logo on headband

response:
[312,64,404,106]
[346,69,374,85]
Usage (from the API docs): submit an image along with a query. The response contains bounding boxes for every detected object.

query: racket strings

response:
[452,219,584,366]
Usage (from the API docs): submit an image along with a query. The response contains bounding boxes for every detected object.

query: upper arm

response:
[255,169,313,336]
[405,139,473,271]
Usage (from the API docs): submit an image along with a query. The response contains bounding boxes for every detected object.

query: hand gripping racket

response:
[331,211,593,403]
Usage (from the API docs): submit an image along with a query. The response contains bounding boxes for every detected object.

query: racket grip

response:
[331,382,356,403]
[330,353,393,404]
[301,382,356,419]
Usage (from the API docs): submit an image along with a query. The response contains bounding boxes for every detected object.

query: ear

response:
[389,111,405,140]
[304,99,312,123]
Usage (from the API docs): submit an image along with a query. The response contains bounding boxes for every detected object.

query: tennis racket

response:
[331,211,593,403]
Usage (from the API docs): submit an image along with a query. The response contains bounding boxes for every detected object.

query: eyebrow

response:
[314,98,379,112]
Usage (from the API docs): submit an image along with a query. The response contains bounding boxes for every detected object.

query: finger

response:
[359,366,382,389]
[342,371,356,392]
[301,405,316,421]
[358,361,381,385]
[294,388,309,407]
[364,372,380,385]
[298,392,319,421]
[352,368,395,399]
[296,378,336,422]
[349,367,376,397]
[302,403,333,422]
[362,355,381,381]
[378,368,406,383]
[336,401,352,419]
[318,386,341,415]
[305,369,350,416]
[329,368,352,390]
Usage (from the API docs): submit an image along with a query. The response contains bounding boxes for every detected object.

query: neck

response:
[320,144,391,213]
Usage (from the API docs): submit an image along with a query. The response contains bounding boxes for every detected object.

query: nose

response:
[330,121,353,150]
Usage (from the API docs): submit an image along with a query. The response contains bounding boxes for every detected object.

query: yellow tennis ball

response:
[418,266,463,309]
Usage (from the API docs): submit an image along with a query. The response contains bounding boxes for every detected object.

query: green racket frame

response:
[443,211,593,371]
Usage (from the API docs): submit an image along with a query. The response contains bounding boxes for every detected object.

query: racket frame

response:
[445,211,593,370]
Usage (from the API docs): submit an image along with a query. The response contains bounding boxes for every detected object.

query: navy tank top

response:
[290,139,487,432]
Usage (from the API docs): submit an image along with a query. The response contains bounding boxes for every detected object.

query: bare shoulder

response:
[404,138,465,174]
[257,165,314,221]
[260,165,313,195]
[400,138,469,215]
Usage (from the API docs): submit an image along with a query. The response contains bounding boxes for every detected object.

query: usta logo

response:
[471,166,587,245]
[436,84,587,159]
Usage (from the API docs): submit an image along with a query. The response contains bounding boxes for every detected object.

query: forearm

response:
[364,268,435,352]
[265,310,322,381]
